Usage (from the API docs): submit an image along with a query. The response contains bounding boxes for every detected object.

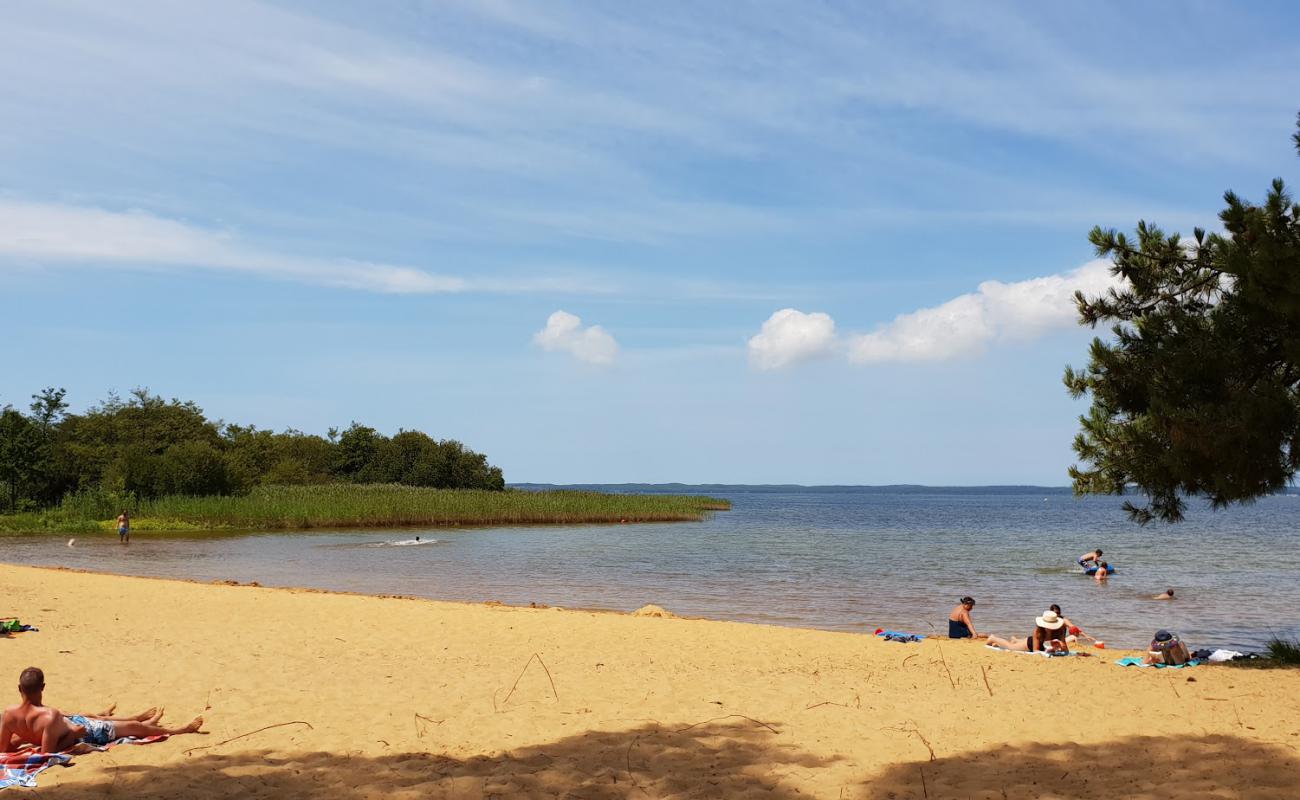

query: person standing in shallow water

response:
[1078,548,1103,569]
[948,597,986,639]
[116,510,130,544]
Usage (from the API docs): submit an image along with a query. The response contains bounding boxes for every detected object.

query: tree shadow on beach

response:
[38,719,838,799]
[34,723,1300,798]
[859,733,1300,800]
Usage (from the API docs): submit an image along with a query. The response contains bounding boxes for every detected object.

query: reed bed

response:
[0,484,729,533]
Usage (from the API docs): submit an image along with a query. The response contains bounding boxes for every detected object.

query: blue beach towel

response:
[876,630,926,643]
[1115,656,1202,669]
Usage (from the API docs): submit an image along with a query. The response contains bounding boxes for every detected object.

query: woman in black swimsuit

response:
[947,597,984,639]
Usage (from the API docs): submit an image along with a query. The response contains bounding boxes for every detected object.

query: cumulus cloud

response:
[847,260,1117,364]
[749,260,1121,369]
[747,308,837,370]
[533,310,619,365]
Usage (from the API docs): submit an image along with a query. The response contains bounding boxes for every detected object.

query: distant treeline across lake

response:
[0,387,727,531]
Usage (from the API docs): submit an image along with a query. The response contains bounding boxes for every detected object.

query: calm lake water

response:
[3,486,1299,651]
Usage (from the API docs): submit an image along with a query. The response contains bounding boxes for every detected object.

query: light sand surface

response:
[3,563,1299,798]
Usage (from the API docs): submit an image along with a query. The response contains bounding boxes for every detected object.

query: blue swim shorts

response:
[66,714,117,746]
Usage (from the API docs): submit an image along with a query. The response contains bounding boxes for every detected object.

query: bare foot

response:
[135,707,160,722]
[177,716,204,735]
[94,703,117,717]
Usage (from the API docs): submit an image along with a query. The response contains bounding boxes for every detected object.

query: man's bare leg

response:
[112,716,203,739]
[87,707,161,723]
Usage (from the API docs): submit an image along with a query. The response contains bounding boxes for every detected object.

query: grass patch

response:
[1215,636,1300,669]
[0,484,729,533]
[1266,636,1300,665]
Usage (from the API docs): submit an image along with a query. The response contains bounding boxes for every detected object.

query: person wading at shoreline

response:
[948,597,986,639]
[116,510,130,544]
[1078,548,1103,569]
[1,667,203,753]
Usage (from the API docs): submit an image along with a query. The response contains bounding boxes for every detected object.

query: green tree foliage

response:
[0,407,43,511]
[1066,114,1300,523]
[0,387,505,512]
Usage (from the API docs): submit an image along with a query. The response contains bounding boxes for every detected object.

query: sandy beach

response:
[3,563,1299,798]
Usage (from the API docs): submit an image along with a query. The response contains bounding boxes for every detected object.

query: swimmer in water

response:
[1152,588,1175,600]
[1093,561,1110,582]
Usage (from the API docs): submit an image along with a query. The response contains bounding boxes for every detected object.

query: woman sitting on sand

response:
[987,610,1068,652]
[947,597,986,639]
[1144,630,1191,665]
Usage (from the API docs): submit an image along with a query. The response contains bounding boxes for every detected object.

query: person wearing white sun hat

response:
[987,610,1068,653]
[1035,609,1069,654]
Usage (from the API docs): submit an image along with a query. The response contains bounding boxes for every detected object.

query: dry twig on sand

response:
[183,721,314,755]
[805,701,849,710]
[499,653,559,709]
[674,714,780,735]
[414,712,444,739]
[886,721,936,762]
[625,734,642,792]
[981,665,993,697]
[932,643,957,690]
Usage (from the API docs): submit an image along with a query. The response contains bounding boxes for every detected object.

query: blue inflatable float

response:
[1084,565,1117,575]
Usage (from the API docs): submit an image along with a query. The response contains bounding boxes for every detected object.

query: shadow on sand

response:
[34,725,1300,799]
[862,733,1300,799]
[39,720,835,799]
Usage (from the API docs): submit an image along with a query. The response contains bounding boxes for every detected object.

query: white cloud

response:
[747,308,837,370]
[748,260,1122,369]
[533,310,619,365]
[0,199,599,295]
[847,260,1119,364]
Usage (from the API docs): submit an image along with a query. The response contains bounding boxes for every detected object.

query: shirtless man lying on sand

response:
[2,667,203,753]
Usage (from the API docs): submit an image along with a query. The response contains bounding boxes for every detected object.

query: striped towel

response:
[0,735,167,791]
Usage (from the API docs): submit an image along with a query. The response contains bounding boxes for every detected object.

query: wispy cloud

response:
[3,1,1285,251]
[0,200,597,295]
[749,260,1121,369]
[533,310,619,365]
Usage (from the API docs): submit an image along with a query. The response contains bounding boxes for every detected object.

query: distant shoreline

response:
[0,484,730,534]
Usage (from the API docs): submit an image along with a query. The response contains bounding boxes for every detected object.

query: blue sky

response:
[2,1,1297,484]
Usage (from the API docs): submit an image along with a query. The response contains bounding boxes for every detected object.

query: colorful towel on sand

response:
[875,630,926,642]
[1115,656,1202,669]
[0,750,72,790]
[0,735,167,790]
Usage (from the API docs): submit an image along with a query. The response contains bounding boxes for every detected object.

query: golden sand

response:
[3,563,1299,798]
